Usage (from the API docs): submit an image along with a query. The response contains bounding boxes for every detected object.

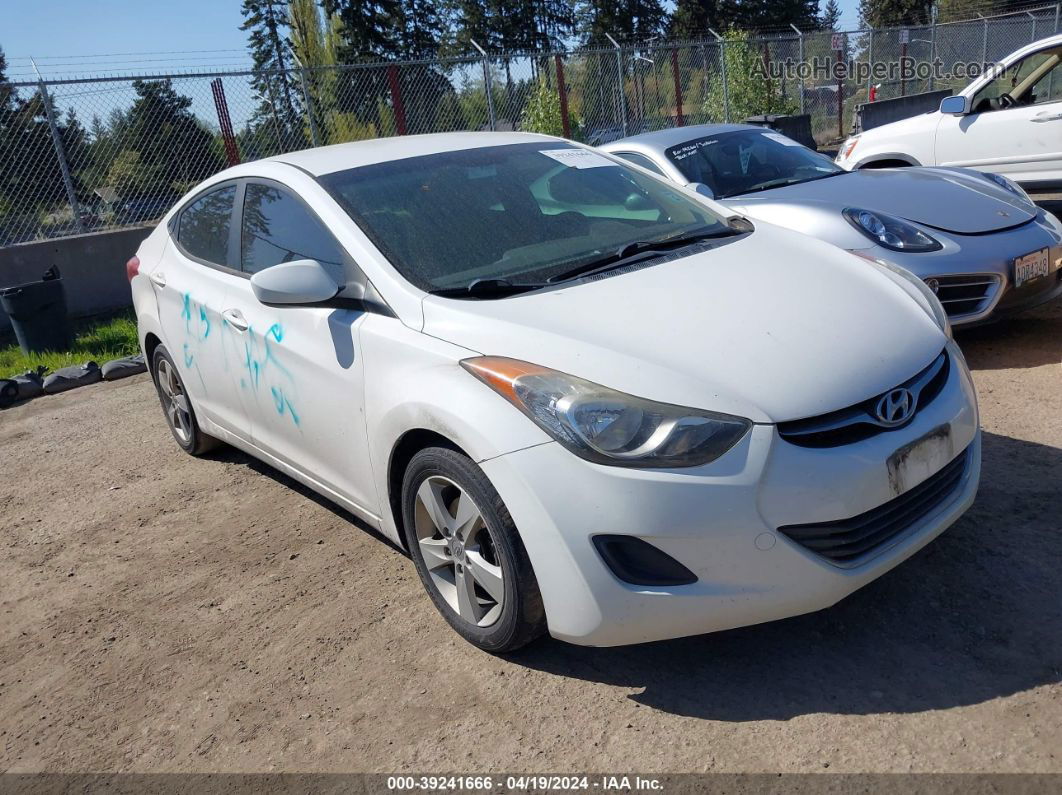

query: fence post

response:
[554,55,571,139]
[1027,11,1037,42]
[980,15,989,68]
[671,48,684,126]
[928,20,937,91]
[387,65,408,136]
[298,68,321,146]
[708,29,730,122]
[791,25,805,115]
[470,40,497,131]
[1056,3,1060,32]
[605,34,629,136]
[866,28,874,100]
[32,67,83,234]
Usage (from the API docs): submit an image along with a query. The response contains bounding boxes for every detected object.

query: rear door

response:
[155,182,252,439]
[223,179,378,513]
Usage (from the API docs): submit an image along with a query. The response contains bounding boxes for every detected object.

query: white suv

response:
[837,34,1062,188]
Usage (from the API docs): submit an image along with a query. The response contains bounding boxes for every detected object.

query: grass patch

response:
[0,309,140,379]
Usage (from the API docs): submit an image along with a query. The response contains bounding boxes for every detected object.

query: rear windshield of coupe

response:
[319,142,728,292]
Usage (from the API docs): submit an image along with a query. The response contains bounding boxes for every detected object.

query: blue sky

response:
[2,0,864,80]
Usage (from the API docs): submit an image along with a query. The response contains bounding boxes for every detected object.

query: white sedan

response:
[129,133,980,651]
[837,34,1062,188]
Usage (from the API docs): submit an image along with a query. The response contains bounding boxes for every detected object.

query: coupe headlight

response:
[843,208,942,252]
[461,357,752,468]
[849,250,951,337]
[980,171,1034,206]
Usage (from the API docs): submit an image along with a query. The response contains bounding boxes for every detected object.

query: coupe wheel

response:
[151,345,219,456]
[402,447,545,653]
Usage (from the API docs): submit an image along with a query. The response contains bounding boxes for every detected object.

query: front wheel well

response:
[387,429,466,549]
[858,158,916,169]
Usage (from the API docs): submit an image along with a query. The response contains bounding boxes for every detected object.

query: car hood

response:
[421,224,947,424]
[732,168,1036,234]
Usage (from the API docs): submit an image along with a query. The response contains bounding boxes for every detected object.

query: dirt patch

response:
[1,303,1060,774]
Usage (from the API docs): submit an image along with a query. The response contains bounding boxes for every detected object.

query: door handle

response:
[1031,113,1062,122]
[149,271,166,289]
[222,309,249,332]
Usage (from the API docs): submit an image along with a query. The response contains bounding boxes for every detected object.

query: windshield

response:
[319,142,730,293]
[665,130,843,198]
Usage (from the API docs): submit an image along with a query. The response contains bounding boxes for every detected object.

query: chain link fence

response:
[2,3,1060,248]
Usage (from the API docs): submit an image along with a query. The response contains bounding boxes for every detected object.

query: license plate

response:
[887,424,955,497]
[1013,247,1051,288]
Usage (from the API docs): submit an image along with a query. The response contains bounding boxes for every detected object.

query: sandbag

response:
[43,361,101,394]
[0,379,16,408]
[12,367,46,401]
[101,354,146,381]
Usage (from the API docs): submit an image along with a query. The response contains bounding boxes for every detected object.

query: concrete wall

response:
[0,225,154,332]
[855,90,951,133]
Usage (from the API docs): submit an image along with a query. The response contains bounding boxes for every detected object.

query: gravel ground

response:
[0,299,1059,775]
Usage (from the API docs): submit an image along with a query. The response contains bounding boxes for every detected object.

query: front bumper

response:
[872,210,1062,327]
[482,341,980,647]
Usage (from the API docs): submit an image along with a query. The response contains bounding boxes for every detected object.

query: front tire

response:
[151,345,220,456]
[401,447,546,653]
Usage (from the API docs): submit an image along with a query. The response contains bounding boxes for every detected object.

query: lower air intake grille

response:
[777,446,970,566]
[927,274,1001,320]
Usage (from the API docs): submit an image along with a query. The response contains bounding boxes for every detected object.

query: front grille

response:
[777,447,970,566]
[778,350,950,448]
[927,273,1001,320]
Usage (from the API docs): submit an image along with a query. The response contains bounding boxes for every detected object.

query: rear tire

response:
[402,446,546,653]
[151,345,220,456]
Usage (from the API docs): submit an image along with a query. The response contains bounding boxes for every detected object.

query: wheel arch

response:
[855,154,921,169]
[386,428,468,550]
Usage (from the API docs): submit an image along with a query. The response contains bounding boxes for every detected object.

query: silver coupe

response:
[600,124,1062,326]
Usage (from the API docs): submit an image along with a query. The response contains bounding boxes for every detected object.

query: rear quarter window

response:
[177,186,237,266]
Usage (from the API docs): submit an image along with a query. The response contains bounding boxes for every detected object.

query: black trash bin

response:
[0,267,73,354]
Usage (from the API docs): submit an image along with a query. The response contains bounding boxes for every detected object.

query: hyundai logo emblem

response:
[875,387,916,427]
[925,278,940,294]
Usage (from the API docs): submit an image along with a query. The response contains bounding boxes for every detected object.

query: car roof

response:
[600,123,759,152]
[261,131,563,176]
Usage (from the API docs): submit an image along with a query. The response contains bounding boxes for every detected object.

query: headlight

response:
[980,171,1034,206]
[843,208,942,252]
[849,251,951,337]
[461,357,752,468]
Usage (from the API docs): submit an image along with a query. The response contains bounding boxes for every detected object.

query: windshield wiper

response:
[725,170,846,198]
[546,226,739,284]
[428,278,543,299]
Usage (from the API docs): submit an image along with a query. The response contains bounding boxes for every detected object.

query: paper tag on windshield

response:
[539,149,615,169]
[762,132,802,147]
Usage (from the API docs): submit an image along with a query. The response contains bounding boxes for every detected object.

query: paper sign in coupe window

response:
[539,149,617,169]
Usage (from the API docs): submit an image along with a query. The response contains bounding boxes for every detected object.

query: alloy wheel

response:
[413,475,505,628]
[156,358,192,445]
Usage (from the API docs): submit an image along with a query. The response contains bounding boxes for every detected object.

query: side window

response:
[973,48,1062,111]
[241,183,346,280]
[177,186,236,266]
[615,152,666,177]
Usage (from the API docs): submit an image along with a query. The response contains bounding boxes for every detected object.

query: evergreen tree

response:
[858,0,933,28]
[715,0,821,32]
[240,0,302,151]
[109,80,223,199]
[577,0,668,44]
[820,0,842,29]
[669,0,722,40]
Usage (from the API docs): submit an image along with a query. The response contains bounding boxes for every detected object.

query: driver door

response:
[935,45,1062,184]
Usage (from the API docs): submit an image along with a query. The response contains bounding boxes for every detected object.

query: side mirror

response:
[940,96,969,115]
[250,259,341,305]
[688,182,716,200]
